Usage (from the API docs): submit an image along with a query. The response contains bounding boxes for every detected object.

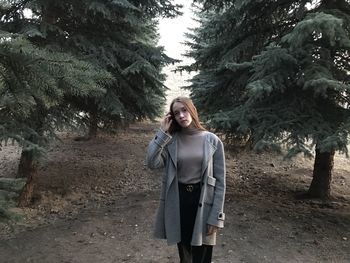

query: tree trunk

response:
[307,148,335,199]
[17,150,38,207]
[88,111,98,138]
[17,150,33,178]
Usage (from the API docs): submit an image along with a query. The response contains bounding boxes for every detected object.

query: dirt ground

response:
[0,122,349,263]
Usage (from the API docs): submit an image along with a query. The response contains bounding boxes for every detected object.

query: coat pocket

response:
[204,176,216,204]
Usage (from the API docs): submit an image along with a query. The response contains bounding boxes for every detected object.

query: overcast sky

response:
[158,1,197,61]
[157,1,197,109]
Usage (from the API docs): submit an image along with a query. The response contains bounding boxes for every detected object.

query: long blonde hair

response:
[168,96,206,134]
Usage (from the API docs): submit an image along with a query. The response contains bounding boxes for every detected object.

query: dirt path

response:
[1,123,350,262]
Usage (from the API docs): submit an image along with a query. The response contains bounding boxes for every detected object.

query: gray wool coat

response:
[146,129,226,246]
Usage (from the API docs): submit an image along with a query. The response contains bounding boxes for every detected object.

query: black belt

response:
[178,182,201,193]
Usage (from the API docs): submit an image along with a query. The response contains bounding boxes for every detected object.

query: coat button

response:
[198,203,202,207]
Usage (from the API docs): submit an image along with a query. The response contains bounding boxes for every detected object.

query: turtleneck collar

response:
[180,125,202,135]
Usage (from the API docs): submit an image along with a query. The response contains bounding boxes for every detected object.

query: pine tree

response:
[0,31,112,206]
[186,0,350,198]
[0,0,181,207]
[2,0,182,137]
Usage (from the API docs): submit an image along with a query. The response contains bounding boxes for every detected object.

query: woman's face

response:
[172,101,193,128]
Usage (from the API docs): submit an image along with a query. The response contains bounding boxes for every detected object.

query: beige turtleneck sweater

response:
[177,127,206,184]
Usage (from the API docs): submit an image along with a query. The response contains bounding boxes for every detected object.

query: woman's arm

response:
[146,113,174,169]
[146,129,172,169]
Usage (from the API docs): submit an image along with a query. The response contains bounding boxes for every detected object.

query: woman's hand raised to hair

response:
[160,113,173,134]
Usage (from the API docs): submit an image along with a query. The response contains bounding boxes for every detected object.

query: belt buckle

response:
[186,185,193,192]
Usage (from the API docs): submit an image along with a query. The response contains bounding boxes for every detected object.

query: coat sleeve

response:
[146,129,172,169]
[207,137,226,228]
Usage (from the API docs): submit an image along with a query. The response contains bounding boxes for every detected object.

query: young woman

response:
[146,96,226,263]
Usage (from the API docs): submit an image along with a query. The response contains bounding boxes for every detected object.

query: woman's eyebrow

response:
[174,107,185,113]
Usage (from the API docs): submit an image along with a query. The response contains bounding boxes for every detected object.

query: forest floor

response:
[0,122,350,263]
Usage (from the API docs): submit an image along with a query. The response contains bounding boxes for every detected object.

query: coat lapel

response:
[201,134,217,176]
[167,136,177,169]
[166,136,177,191]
